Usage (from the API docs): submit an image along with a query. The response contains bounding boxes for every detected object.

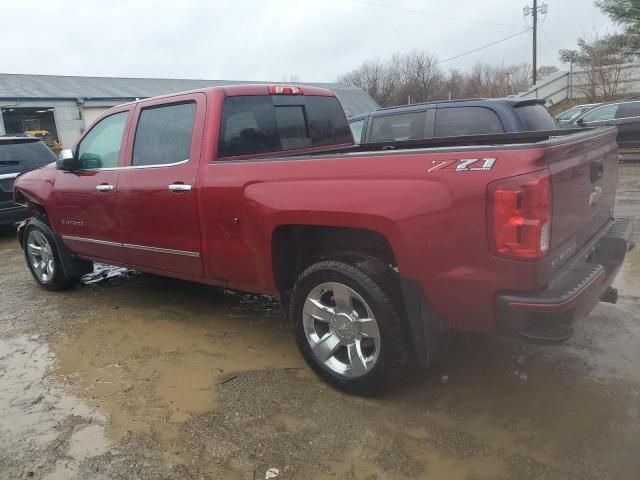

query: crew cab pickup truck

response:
[13,84,633,393]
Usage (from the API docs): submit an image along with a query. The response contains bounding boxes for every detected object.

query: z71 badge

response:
[428,158,497,173]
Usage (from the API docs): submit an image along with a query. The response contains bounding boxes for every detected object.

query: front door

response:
[54,110,130,262]
[117,94,205,277]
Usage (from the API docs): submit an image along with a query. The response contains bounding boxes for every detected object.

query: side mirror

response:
[56,149,78,171]
[576,118,585,126]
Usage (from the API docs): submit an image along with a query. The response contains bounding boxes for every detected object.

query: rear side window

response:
[0,141,56,167]
[133,102,196,166]
[435,107,503,137]
[615,101,640,119]
[370,112,427,142]
[515,104,558,130]
[218,95,352,157]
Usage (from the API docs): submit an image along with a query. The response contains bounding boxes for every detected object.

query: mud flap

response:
[399,277,446,368]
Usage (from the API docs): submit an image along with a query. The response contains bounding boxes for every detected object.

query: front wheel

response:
[23,220,77,291]
[290,258,411,394]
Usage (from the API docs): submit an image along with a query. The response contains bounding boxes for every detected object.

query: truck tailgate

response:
[546,128,619,267]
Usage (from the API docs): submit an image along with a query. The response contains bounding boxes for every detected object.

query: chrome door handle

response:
[96,184,114,192]
[168,184,192,192]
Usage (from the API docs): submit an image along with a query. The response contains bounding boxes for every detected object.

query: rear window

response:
[0,140,56,167]
[218,95,352,157]
[515,104,558,130]
[435,107,503,137]
[370,112,426,142]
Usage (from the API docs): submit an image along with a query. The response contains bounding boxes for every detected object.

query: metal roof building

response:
[0,73,378,148]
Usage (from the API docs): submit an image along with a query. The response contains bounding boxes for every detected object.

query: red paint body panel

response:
[13,85,623,333]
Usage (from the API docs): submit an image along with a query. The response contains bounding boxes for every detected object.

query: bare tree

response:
[392,51,444,104]
[338,52,536,107]
[559,33,634,99]
[338,60,399,107]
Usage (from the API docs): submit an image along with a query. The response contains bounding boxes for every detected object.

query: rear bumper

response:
[0,204,30,226]
[497,217,634,336]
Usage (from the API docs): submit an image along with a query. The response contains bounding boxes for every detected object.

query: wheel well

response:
[272,225,397,298]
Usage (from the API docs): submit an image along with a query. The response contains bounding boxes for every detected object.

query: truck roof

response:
[114,84,337,108]
[349,97,546,121]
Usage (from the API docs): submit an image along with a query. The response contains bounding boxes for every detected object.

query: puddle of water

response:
[0,334,110,479]
[316,444,505,480]
[51,298,303,463]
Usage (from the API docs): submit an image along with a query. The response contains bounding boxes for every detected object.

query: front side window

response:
[435,107,503,137]
[133,102,196,166]
[77,111,128,169]
[369,112,427,142]
[556,107,582,121]
[218,95,352,157]
[349,119,365,144]
[581,104,618,123]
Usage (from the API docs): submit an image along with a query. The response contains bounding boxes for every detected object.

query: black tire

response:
[290,257,412,394]
[23,219,77,291]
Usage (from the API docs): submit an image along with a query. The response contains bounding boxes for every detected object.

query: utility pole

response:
[532,0,537,85]
[524,2,547,86]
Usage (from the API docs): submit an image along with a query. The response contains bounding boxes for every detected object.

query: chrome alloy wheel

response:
[302,282,381,378]
[27,230,55,284]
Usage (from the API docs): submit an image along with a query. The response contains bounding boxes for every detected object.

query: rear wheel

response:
[23,220,77,291]
[291,258,411,394]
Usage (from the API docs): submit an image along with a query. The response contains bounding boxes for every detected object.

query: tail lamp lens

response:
[488,170,551,260]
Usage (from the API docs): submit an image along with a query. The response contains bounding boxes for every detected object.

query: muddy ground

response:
[1,165,639,480]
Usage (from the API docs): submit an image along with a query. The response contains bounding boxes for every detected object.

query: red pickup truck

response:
[13,85,633,393]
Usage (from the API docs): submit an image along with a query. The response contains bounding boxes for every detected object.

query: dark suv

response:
[349,98,558,144]
[0,136,56,226]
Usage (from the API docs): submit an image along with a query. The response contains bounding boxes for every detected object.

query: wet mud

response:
[1,164,639,479]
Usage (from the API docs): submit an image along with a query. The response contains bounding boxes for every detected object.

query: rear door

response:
[117,93,205,277]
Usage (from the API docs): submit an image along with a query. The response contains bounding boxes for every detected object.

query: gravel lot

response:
[1,164,639,480]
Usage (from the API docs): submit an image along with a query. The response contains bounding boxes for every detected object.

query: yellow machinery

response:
[24,130,63,152]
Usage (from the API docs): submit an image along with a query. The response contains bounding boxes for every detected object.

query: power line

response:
[436,29,531,65]
[347,0,517,28]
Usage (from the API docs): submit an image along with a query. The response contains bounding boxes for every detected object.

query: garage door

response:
[82,107,109,130]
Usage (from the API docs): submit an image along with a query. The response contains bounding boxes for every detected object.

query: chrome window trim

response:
[0,172,20,180]
[73,158,190,172]
[61,235,200,258]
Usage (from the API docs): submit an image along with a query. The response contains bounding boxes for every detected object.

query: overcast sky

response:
[3,0,615,82]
